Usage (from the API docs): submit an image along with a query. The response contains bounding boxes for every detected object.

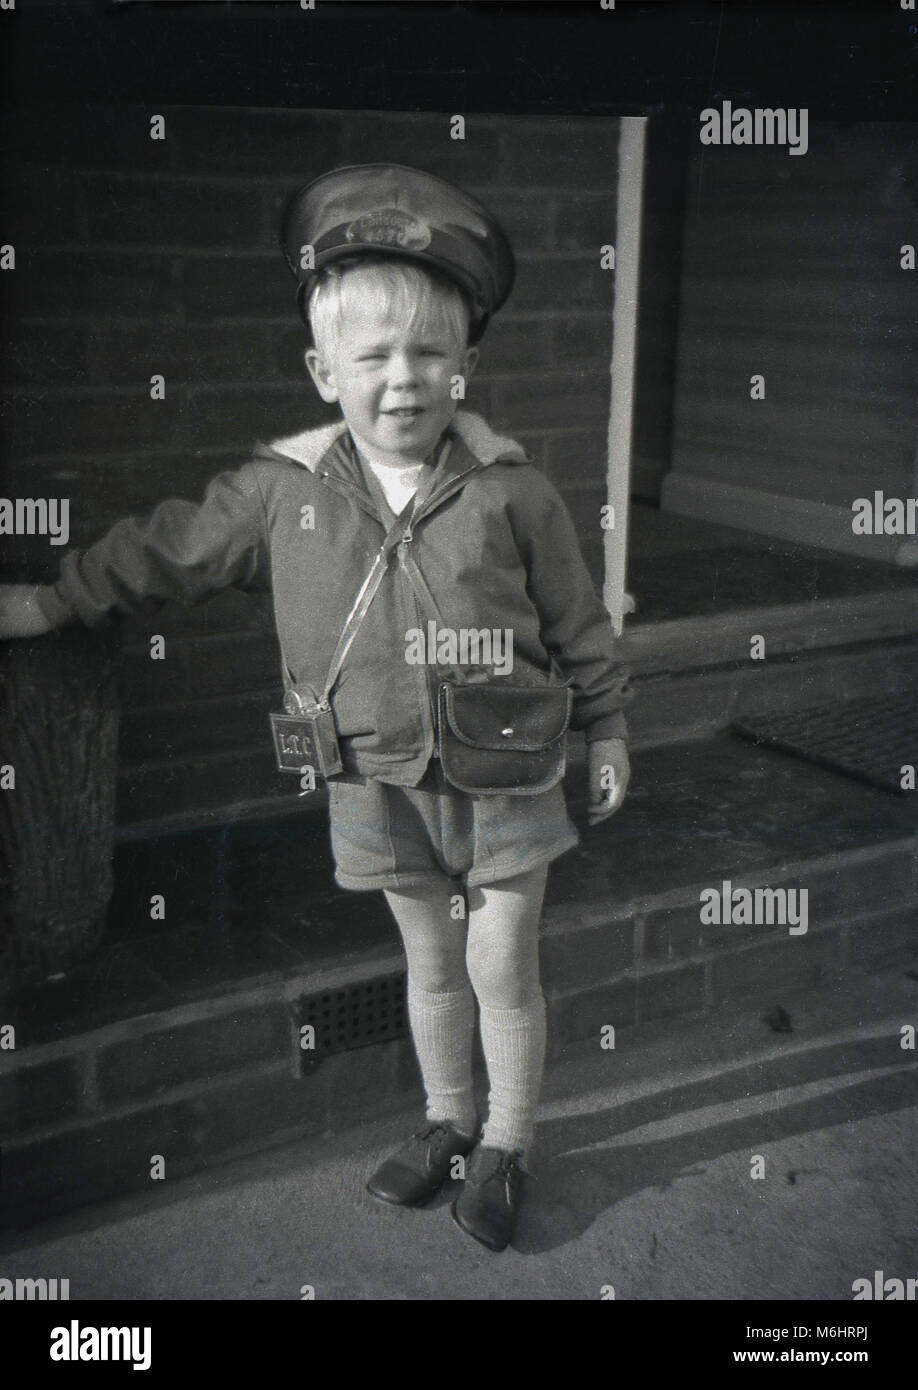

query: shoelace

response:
[494,1153,521,1202]
[472,1147,521,1202]
[494,1152,517,1180]
[415,1121,455,1155]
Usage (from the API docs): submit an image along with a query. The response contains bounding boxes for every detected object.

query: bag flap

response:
[440,682,572,751]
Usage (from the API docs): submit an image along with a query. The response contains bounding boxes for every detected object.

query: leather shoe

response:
[450,1143,524,1251]
[367,1120,477,1206]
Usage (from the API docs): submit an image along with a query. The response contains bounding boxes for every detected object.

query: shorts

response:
[328,757,580,892]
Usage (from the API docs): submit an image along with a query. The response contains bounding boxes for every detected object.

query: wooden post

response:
[603,116,647,636]
[0,624,122,994]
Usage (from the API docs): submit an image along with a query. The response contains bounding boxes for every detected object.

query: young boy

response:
[0,164,631,1253]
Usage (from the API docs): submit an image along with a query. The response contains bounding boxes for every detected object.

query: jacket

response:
[37,410,632,786]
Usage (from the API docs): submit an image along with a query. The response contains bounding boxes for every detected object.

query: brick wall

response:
[1,106,619,827]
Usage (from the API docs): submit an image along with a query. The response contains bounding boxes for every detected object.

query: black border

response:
[2,2,916,120]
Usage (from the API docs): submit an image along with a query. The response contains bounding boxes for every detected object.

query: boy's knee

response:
[385,886,469,992]
[408,965,471,996]
[474,975,543,1012]
[407,937,469,994]
[466,935,539,1009]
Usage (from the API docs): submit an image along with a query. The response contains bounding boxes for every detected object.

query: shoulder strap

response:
[281,436,453,707]
[282,497,417,710]
[321,498,419,707]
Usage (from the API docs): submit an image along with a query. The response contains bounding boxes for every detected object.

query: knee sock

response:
[406,979,478,1139]
[477,991,547,1156]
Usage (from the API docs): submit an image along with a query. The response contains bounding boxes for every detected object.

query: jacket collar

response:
[266,410,531,476]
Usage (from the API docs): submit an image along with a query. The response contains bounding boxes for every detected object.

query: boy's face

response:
[304,281,479,464]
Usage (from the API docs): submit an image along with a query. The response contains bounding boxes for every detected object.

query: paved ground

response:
[2,966,916,1301]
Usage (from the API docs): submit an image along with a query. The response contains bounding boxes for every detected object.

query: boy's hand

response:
[586,736,631,824]
[0,585,54,640]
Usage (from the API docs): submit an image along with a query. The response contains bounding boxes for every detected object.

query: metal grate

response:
[733,693,917,797]
[296,972,409,1072]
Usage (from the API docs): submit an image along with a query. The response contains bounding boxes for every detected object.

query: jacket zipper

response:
[315,456,486,764]
[398,535,439,758]
[316,465,454,763]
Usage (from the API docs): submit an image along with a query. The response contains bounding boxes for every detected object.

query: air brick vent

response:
[296,972,409,1069]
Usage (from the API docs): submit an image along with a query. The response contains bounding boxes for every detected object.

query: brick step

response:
[113,627,918,833]
[114,746,297,837]
[619,589,918,676]
[546,867,915,1038]
[115,629,918,767]
[116,584,918,725]
[627,631,918,750]
[120,628,278,706]
[118,689,273,765]
[2,828,914,1229]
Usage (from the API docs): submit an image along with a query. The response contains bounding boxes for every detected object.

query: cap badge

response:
[345,207,433,251]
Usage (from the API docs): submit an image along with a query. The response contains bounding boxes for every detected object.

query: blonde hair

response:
[307,256,471,361]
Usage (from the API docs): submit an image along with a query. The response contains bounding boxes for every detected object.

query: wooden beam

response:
[604,116,647,635]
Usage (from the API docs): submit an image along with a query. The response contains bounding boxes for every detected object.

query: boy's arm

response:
[17,464,270,633]
[510,468,632,742]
